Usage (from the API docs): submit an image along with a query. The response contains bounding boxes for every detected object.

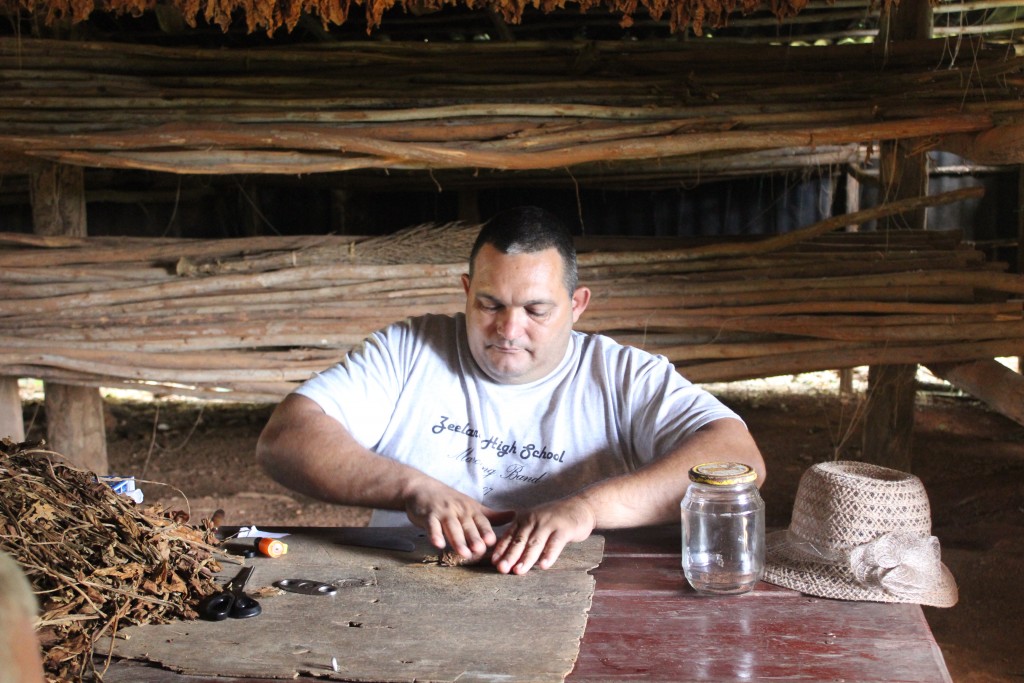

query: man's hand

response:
[489,496,597,575]
[259,394,515,558]
[405,481,514,561]
[486,418,763,575]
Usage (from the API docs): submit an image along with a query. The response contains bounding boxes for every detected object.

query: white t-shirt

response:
[294,313,742,525]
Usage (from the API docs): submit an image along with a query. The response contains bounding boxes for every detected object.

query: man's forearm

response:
[577,418,764,530]
[256,394,417,510]
[489,419,762,575]
[256,394,508,558]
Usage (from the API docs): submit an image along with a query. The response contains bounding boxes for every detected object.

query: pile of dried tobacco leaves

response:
[0,439,227,682]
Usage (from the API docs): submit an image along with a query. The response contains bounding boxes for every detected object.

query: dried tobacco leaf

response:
[4,0,896,35]
[0,440,228,683]
[422,548,489,567]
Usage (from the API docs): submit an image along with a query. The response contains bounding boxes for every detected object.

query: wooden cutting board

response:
[98,528,604,682]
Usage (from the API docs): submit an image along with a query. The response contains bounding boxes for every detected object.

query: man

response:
[0,550,45,683]
[257,206,764,575]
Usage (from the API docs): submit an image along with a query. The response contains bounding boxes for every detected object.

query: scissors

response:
[198,565,262,621]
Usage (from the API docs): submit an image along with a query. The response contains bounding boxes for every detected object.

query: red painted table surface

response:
[97,526,952,682]
[570,525,952,682]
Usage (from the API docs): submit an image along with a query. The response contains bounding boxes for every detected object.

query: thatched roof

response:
[3,0,836,37]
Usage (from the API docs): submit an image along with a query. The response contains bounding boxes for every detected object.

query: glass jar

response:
[681,462,765,595]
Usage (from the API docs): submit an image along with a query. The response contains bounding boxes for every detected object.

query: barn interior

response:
[1,0,1023,680]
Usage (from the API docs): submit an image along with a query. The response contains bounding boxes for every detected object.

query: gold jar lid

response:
[688,462,758,486]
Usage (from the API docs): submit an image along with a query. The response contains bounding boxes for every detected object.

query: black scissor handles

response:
[199,566,262,621]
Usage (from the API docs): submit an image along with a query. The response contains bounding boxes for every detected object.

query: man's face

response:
[462,244,590,385]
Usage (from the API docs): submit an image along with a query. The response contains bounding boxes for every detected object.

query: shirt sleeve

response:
[616,343,743,466]
[292,322,410,449]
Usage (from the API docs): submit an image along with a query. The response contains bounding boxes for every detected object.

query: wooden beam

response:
[941,125,1024,166]
[926,360,1024,427]
[878,0,933,41]
[860,135,929,470]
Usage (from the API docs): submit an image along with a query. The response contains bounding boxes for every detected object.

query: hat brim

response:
[763,530,959,608]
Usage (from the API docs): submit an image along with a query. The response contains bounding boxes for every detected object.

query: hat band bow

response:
[849,531,944,600]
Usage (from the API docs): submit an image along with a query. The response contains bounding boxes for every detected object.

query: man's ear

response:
[571,286,591,322]
[461,273,471,295]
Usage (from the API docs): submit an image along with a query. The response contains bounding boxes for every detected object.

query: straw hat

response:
[763,460,958,607]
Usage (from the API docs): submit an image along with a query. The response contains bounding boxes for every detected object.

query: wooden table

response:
[99,525,952,682]
[571,525,952,682]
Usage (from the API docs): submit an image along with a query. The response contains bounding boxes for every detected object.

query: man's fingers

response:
[407,489,506,557]
[425,517,448,551]
[439,510,500,558]
[440,516,472,556]
[510,534,547,575]
[491,526,521,573]
[533,533,570,571]
[491,514,578,574]
[459,514,495,556]
[490,528,513,560]
[470,508,512,551]
[510,530,572,575]
[494,524,545,574]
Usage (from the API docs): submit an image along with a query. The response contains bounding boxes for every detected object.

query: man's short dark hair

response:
[469,206,578,294]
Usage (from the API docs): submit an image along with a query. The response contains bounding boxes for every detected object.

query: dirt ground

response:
[19,373,1024,682]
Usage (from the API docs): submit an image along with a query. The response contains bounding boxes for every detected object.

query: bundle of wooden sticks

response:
[1,187,1021,402]
[2,37,1023,179]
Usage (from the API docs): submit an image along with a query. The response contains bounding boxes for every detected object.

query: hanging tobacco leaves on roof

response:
[0,0,850,36]
[0,439,228,683]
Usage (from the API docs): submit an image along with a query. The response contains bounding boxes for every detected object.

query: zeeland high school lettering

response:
[431,415,567,496]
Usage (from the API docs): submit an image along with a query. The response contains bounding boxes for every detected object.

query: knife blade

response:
[329,527,418,553]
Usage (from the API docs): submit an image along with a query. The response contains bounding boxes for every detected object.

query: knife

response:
[328,527,418,553]
[218,526,419,554]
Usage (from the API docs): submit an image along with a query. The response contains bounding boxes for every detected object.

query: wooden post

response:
[0,378,24,442]
[458,191,480,224]
[862,364,917,472]
[861,0,932,471]
[241,180,263,237]
[838,169,862,397]
[1018,165,1023,374]
[1019,165,1023,277]
[330,188,350,235]
[860,138,925,470]
[878,0,932,42]
[30,163,109,474]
